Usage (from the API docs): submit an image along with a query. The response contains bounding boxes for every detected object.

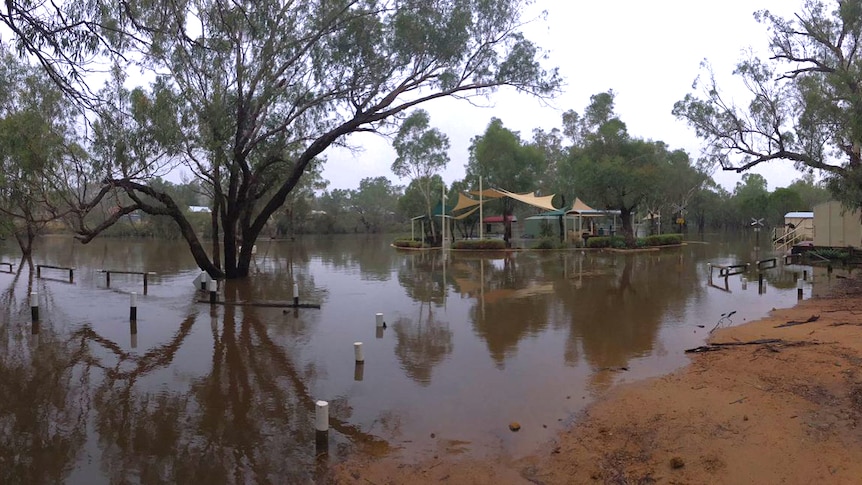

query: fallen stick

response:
[685,338,784,354]
[685,339,822,353]
[774,315,820,328]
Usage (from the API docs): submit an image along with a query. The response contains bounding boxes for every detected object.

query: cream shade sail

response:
[466,188,558,212]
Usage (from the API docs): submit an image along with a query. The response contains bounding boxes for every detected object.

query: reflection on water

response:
[0,234,831,481]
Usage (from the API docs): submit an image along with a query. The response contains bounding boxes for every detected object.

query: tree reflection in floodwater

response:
[391,303,453,386]
[450,253,553,368]
[0,266,89,485]
[555,252,703,390]
[71,295,389,483]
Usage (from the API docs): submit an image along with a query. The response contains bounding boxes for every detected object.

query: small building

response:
[813,201,862,248]
[483,215,517,235]
[773,211,814,251]
[524,210,575,238]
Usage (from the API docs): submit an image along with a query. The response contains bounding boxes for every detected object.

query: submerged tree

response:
[673,0,862,210]
[0,51,80,256]
[564,92,675,246]
[466,118,546,246]
[391,110,450,241]
[2,0,560,279]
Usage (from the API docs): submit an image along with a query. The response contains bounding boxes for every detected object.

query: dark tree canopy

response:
[673,0,862,210]
[1,0,560,278]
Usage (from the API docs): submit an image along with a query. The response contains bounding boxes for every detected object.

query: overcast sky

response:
[322,0,806,195]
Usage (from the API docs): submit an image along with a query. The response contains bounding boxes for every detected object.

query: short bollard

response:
[354,342,364,363]
[741,276,747,290]
[315,400,329,453]
[30,292,38,322]
[375,312,384,328]
[293,283,299,306]
[797,278,804,300]
[208,279,217,305]
[130,292,138,321]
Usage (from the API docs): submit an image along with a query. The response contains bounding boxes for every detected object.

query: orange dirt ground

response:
[330,276,862,484]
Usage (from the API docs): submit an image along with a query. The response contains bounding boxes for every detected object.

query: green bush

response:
[392,238,426,249]
[642,234,683,246]
[586,233,682,249]
[452,239,507,250]
[586,236,626,248]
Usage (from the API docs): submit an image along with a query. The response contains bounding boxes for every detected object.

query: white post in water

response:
[315,400,329,432]
[354,342,364,363]
[208,279,217,305]
[797,278,804,300]
[315,399,329,452]
[130,292,138,321]
[375,312,384,328]
[741,276,748,290]
[30,292,39,322]
[293,283,299,306]
[200,272,207,290]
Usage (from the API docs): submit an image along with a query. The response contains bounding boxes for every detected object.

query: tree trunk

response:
[503,200,513,248]
[620,207,636,248]
[211,206,221,270]
[13,226,34,258]
[424,191,436,240]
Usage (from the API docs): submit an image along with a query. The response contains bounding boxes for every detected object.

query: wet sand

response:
[331,275,862,484]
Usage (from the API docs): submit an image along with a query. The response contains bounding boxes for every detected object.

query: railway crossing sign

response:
[750,218,764,227]
[672,203,687,216]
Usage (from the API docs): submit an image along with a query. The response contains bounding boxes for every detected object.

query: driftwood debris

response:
[685,338,785,354]
[774,315,820,328]
[685,339,821,354]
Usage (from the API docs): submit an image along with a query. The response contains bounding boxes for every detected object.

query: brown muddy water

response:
[0,234,834,483]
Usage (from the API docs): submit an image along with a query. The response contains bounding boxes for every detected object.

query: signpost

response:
[751,217,764,251]
[672,203,687,233]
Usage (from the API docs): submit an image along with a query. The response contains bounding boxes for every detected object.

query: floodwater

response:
[0,234,835,483]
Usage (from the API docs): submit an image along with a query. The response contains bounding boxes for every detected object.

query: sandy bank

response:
[331,276,862,484]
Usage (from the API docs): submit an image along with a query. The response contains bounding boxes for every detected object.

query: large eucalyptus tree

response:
[673,0,862,210]
[1,0,560,278]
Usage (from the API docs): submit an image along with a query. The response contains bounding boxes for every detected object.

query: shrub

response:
[642,234,683,246]
[532,237,561,250]
[452,239,507,250]
[392,238,425,249]
[807,248,850,262]
[586,236,626,248]
[587,233,682,249]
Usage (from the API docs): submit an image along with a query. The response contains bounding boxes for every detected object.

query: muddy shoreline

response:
[331,275,862,484]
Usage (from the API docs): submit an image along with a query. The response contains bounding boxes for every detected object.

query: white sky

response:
[322,0,806,194]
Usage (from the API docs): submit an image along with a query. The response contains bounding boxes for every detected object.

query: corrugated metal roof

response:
[784,211,813,219]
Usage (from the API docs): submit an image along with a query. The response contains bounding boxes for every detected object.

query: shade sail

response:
[468,188,558,211]
[451,193,481,212]
[567,197,595,214]
[452,206,479,220]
